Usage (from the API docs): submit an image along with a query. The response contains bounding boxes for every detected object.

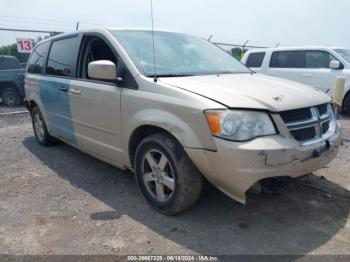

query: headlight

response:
[205,110,276,141]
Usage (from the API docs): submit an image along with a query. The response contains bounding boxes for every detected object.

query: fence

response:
[0,24,272,107]
[0,26,272,65]
[0,27,64,106]
[0,28,61,64]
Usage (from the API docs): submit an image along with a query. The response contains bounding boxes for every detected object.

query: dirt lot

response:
[0,107,349,256]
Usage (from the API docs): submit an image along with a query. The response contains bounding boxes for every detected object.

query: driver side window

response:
[79,36,118,81]
[305,50,338,69]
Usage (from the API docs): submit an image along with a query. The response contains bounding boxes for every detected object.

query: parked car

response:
[241,47,350,114]
[25,29,341,214]
[0,55,25,106]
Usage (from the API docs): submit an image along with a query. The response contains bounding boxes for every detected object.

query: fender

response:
[124,108,217,165]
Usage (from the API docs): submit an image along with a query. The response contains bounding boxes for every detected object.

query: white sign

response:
[16,38,34,53]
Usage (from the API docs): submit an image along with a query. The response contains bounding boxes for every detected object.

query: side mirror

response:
[329,60,342,70]
[88,60,116,80]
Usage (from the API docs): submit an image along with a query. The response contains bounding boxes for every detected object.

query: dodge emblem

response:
[273,95,284,102]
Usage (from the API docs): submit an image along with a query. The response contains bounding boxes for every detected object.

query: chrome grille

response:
[280,103,336,145]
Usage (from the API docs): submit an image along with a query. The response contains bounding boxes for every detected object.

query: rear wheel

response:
[134,133,203,215]
[31,106,55,146]
[343,93,350,115]
[1,87,22,106]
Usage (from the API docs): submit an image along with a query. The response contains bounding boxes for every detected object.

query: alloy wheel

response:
[34,112,45,142]
[3,89,18,106]
[141,149,175,202]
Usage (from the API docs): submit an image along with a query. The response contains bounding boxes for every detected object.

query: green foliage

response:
[231,47,245,60]
[0,33,59,63]
[0,43,30,63]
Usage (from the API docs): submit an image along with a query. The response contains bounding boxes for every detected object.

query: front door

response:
[303,50,344,96]
[68,36,123,163]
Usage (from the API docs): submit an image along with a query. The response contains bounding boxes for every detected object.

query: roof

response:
[0,55,17,59]
[247,46,347,53]
[36,27,193,46]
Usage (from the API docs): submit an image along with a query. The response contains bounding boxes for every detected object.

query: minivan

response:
[25,29,341,214]
[241,47,350,114]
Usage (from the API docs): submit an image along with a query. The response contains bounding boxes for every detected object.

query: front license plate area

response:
[312,141,331,158]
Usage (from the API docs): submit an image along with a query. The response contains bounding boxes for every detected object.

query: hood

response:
[159,73,331,112]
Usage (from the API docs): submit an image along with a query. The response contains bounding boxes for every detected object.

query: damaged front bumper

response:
[185,122,342,204]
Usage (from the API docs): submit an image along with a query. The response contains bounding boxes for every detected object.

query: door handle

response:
[301,73,312,77]
[58,86,68,92]
[70,88,81,95]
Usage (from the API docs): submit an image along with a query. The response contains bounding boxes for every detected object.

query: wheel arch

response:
[128,125,182,168]
[26,99,38,112]
[343,84,350,103]
[25,98,49,127]
[342,83,350,113]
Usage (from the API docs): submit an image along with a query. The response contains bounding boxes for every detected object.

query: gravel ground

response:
[0,110,349,256]
[0,104,27,114]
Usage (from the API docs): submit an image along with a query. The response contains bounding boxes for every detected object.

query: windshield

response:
[113,30,250,77]
[334,49,350,63]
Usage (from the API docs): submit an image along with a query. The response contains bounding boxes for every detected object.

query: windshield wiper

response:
[215,71,251,75]
[147,73,195,77]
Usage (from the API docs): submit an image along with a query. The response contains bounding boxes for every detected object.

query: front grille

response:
[317,104,328,116]
[280,107,311,123]
[322,122,329,134]
[280,103,335,145]
[290,127,316,141]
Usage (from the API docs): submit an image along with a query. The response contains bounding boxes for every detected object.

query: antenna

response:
[150,0,157,82]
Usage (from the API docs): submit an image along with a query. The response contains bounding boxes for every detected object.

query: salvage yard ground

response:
[0,106,349,255]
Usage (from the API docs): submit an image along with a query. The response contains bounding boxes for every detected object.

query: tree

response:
[0,43,30,63]
[231,47,244,60]
[0,33,59,63]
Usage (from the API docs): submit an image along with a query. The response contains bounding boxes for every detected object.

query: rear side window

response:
[46,37,79,77]
[270,51,304,68]
[27,42,50,74]
[245,52,265,68]
[0,56,21,70]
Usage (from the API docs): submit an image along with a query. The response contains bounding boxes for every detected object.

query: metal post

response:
[333,76,346,119]
[242,40,249,52]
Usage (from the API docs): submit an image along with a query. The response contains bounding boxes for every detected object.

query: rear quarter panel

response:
[25,74,48,120]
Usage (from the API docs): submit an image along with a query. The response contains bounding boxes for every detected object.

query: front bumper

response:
[185,124,342,204]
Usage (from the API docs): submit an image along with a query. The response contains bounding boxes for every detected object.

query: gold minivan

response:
[25,28,341,214]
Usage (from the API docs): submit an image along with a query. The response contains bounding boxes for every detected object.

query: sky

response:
[0,0,349,47]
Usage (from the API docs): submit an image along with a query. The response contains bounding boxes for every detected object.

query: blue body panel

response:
[39,76,77,144]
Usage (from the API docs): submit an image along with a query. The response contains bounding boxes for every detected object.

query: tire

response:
[31,106,55,146]
[1,87,22,107]
[343,94,350,116]
[134,133,203,215]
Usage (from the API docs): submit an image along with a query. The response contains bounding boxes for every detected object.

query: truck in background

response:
[0,55,25,106]
[241,47,350,114]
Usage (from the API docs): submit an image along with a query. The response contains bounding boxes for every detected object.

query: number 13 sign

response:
[16,38,34,53]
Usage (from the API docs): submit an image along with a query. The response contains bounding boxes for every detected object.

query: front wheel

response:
[134,133,203,215]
